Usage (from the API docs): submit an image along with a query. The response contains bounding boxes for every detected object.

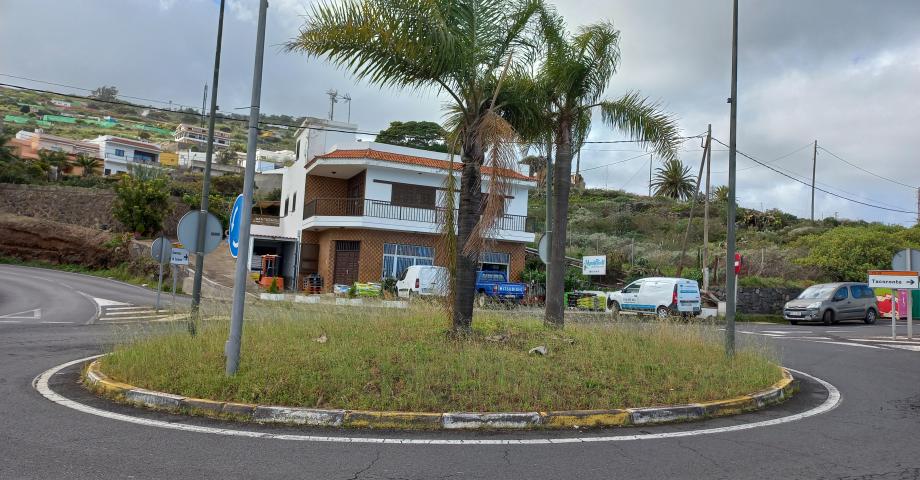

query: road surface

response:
[2,265,918,479]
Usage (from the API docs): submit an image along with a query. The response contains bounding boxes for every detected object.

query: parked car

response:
[476,270,527,306]
[783,282,878,325]
[395,265,449,299]
[606,277,702,318]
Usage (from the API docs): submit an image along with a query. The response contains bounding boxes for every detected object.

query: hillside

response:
[527,187,920,288]
[0,85,302,152]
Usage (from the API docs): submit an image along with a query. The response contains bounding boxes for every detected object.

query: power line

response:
[619,157,651,190]
[580,151,652,173]
[712,137,917,215]
[711,141,812,174]
[0,73,200,111]
[818,146,916,190]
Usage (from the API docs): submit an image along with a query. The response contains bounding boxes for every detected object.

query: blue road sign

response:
[228,194,244,258]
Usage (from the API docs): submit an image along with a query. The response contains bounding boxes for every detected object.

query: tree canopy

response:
[375,121,450,153]
[90,85,119,102]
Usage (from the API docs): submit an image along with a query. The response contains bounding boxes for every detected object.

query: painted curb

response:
[84,361,798,430]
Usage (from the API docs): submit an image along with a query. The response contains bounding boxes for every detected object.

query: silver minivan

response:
[783,282,878,325]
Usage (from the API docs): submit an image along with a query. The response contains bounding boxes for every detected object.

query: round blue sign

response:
[228,194,244,258]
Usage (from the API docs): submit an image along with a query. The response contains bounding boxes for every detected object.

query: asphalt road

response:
[2,265,919,479]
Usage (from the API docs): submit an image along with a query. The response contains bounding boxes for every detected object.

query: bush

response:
[113,165,170,236]
[794,226,912,281]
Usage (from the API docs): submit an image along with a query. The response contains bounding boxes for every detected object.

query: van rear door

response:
[676,280,701,312]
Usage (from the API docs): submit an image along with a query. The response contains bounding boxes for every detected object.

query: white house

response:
[85,135,161,176]
[247,117,536,291]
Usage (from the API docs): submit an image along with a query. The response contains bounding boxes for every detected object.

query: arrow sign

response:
[868,270,920,290]
[228,194,244,258]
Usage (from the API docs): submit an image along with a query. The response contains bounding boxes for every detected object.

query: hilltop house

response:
[86,135,161,176]
[8,130,102,176]
[246,118,536,292]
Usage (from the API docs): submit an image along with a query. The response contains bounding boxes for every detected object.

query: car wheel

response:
[608,300,620,314]
[822,310,833,326]
[656,306,670,319]
[789,320,799,325]
[864,308,877,325]
[408,291,417,302]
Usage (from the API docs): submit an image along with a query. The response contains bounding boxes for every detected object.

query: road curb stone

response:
[83,360,796,430]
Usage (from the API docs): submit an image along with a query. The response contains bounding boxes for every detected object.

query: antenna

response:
[342,93,352,123]
[326,89,338,120]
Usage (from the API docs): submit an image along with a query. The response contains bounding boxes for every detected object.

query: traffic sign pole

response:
[908,250,913,340]
[155,234,167,312]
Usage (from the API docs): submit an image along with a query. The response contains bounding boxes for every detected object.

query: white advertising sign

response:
[582,255,607,276]
[868,270,919,289]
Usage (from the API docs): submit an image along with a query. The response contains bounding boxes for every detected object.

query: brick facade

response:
[304,175,348,215]
[299,229,525,292]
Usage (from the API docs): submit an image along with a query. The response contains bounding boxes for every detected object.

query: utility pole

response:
[676,127,710,277]
[191,0,226,312]
[702,124,712,291]
[648,153,653,196]
[201,84,208,127]
[810,140,817,223]
[916,188,919,226]
[227,0,268,376]
[725,0,739,357]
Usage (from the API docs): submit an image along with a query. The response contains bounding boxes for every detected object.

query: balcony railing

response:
[251,214,280,226]
[303,197,534,232]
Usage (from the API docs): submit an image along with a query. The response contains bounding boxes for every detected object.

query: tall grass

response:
[102,304,780,412]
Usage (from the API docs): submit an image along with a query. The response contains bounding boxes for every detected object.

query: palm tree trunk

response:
[545,121,573,327]
[451,138,484,333]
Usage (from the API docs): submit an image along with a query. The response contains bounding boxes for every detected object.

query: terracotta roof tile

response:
[314,148,534,181]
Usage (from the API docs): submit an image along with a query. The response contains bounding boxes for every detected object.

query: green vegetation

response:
[651,158,696,200]
[375,121,451,153]
[101,305,780,412]
[113,165,170,235]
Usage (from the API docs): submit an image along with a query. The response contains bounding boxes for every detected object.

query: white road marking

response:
[41,321,74,324]
[858,338,920,345]
[34,358,841,445]
[762,330,811,334]
[0,320,22,324]
[103,310,159,316]
[93,298,130,307]
[814,341,884,349]
[0,308,41,319]
[887,345,920,352]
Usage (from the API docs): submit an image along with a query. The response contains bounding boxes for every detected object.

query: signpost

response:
[582,255,606,276]
[229,194,244,258]
[150,235,171,312]
[177,211,222,255]
[891,249,920,341]
[869,268,919,340]
[169,247,189,311]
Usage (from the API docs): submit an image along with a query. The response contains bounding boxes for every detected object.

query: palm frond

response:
[599,92,681,160]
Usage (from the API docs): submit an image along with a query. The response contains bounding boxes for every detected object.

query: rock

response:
[313,334,328,344]
[528,345,547,355]
[485,334,509,343]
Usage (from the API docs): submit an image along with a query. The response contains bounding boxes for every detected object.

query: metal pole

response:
[908,249,913,340]
[702,124,712,291]
[226,0,268,376]
[648,153,653,196]
[171,264,178,312]
[191,0,226,312]
[810,140,817,223]
[725,0,739,356]
[156,235,166,312]
[675,133,709,277]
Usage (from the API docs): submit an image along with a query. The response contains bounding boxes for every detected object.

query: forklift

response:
[257,254,284,290]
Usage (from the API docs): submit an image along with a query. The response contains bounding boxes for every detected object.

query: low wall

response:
[0,183,190,236]
[710,287,803,315]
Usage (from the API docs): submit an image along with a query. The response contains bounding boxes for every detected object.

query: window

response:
[283,198,289,216]
[104,168,111,176]
[391,183,436,208]
[833,288,848,301]
[623,281,643,293]
[114,148,125,157]
[291,193,297,212]
[382,243,434,279]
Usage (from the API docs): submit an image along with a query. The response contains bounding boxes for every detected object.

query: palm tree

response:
[75,154,99,177]
[288,0,542,333]
[510,14,681,326]
[651,158,695,200]
[713,185,730,204]
[37,149,69,181]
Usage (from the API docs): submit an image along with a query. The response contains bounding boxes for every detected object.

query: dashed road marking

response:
[95,305,183,324]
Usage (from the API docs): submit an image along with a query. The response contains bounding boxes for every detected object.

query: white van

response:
[396,265,449,298]
[606,277,702,317]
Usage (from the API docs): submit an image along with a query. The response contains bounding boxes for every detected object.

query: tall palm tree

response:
[37,149,69,181]
[75,154,99,177]
[651,158,695,200]
[287,0,542,333]
[510,14,681,326]
[713,185,730,204]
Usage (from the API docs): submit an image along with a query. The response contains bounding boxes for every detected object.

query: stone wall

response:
[710,286,803,314]
[0,183,190,236]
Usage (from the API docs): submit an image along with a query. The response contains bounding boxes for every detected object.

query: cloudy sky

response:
[2,0,919,225]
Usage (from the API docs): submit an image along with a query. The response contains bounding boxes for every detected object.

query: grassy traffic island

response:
[94,306,786,428]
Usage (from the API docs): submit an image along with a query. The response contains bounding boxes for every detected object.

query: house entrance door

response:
[333,240,361,286]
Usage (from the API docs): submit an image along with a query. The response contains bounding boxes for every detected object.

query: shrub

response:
[113,165,170,236]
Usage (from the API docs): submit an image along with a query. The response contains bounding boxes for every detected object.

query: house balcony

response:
[302,197,535,242]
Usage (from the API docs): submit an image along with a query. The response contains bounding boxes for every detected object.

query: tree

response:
[89,85,119,102]
[75,154,99,177]
[216,147,237,166]
[113,165,170,235]
[376,121,450,153]
[289,0,542,333]
[37,149,69,181]
[713,185,730,204]
[651,158,695,200]
[507,15,680,326]
[795,226,909,281]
